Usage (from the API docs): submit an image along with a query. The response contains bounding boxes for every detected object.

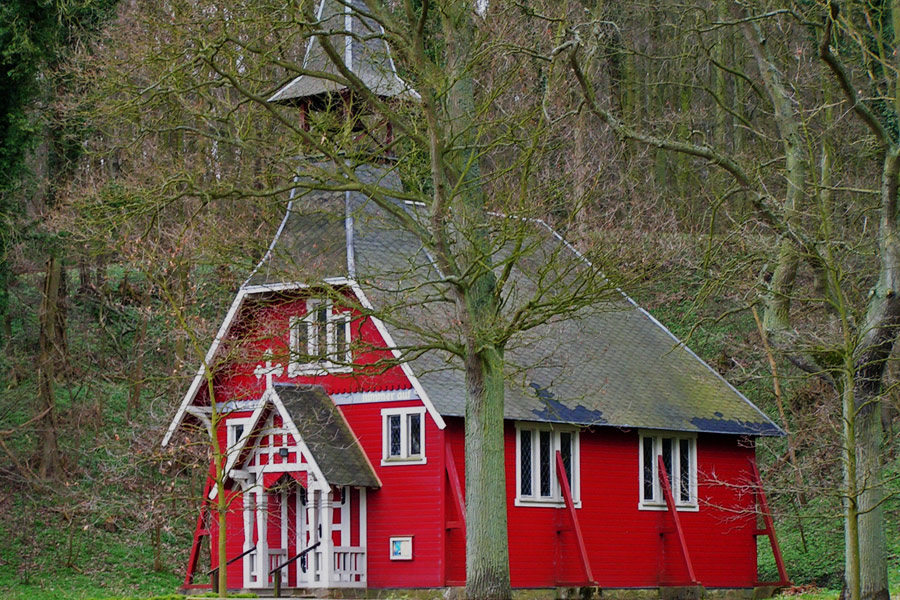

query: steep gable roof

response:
[242,169,782,437]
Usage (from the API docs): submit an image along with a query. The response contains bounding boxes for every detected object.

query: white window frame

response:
[227,417,252,453]
[638,431,698,511]
[381,407,426,465]
[514,423,580,508]
[288,299,352,375]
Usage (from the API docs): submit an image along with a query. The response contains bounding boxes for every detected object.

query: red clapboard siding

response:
[197,286,762,591]
[204,490,246,590]
[339,399,445,588]
[444,419,759,589]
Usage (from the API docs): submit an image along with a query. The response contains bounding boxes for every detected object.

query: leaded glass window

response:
[407,413,421,456]
[643,436,655,501]
[679,439,691,503]
[520,430,532,496]
[381,407,426,464]
[539,430,551,496]
[639,433,696,509]
[516,425,579,505]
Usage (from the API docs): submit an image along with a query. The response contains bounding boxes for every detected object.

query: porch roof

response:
[276,384,381,488]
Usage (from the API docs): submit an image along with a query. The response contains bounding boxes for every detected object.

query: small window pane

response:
[408,413,421,456]
[315,306,328,358]
[560,432,572,488]
[662,438,674,493]
[539,430,551,497]
[679,439,691,503]
[389,415,401,456]
[642,437,654,501]
[520,430,532,496]
[233,424,244,442]
[334,316,349,362]
[292,319,308,359]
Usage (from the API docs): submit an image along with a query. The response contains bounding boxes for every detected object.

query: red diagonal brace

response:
[445,440,466,528]
[749,458,791,586]
[658,455,699,586]
[556,451,596,585]
[183,476,214,589]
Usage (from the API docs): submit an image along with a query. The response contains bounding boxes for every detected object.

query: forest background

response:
[1,0,900,599]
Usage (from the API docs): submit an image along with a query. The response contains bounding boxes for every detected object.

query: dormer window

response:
[289,299,352,375]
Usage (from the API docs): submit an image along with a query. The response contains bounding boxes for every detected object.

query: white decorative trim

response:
[343,1,352,72]
[218,399,264,413]
[332,389,419,405]
[209,386,334,501]
[217,389,419,413]
[162,288,249,447]
[165,274,447,448]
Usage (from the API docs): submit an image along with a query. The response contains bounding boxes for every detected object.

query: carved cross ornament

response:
[254,349,284,390]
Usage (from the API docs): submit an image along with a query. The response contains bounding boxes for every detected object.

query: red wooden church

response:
[163,0,789,595]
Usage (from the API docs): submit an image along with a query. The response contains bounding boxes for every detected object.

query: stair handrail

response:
[270,541,323,596]
[269,540,322,575]
[206,545,257,576]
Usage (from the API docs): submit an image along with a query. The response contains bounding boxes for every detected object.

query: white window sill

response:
[515,497,582,509]
[638,501,699,512]
[381,456,427,466]
[288,363,353,377]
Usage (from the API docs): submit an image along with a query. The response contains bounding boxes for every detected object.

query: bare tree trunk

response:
[37,256,63,479]
[129,301,149,418]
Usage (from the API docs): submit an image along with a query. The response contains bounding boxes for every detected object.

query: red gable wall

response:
[209,291,412,404]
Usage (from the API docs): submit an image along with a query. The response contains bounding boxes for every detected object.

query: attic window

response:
[288,299,352,375]
[515,423,580,508]
[638,432,697,511]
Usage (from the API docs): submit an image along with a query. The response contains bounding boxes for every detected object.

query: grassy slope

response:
[0,234,897,598]
[0,267,227,600]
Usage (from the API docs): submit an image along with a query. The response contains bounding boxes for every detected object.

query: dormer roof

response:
[268,0,419,106]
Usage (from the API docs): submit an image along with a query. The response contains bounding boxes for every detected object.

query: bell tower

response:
[268,0,418,159]
[249,0,419,286]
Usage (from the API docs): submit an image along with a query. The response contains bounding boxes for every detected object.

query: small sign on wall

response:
[389,536,413,560]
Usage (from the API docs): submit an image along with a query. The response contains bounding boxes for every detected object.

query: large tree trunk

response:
[440,2,512,597]
[844,390,888,600]
[463,335,510,600]
[839,149,900,600]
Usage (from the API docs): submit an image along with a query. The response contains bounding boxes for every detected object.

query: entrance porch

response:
[244,479,368,591]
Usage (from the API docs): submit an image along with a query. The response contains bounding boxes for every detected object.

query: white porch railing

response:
[332,546,366,585]
[267,549,287,585]
[309,546,367,588]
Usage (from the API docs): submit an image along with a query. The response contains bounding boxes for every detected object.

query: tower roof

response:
[268,0,419,105]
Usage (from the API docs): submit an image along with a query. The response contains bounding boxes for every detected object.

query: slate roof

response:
[247,165,783,438]
[267,0,418,106]
[277,384,380,487]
